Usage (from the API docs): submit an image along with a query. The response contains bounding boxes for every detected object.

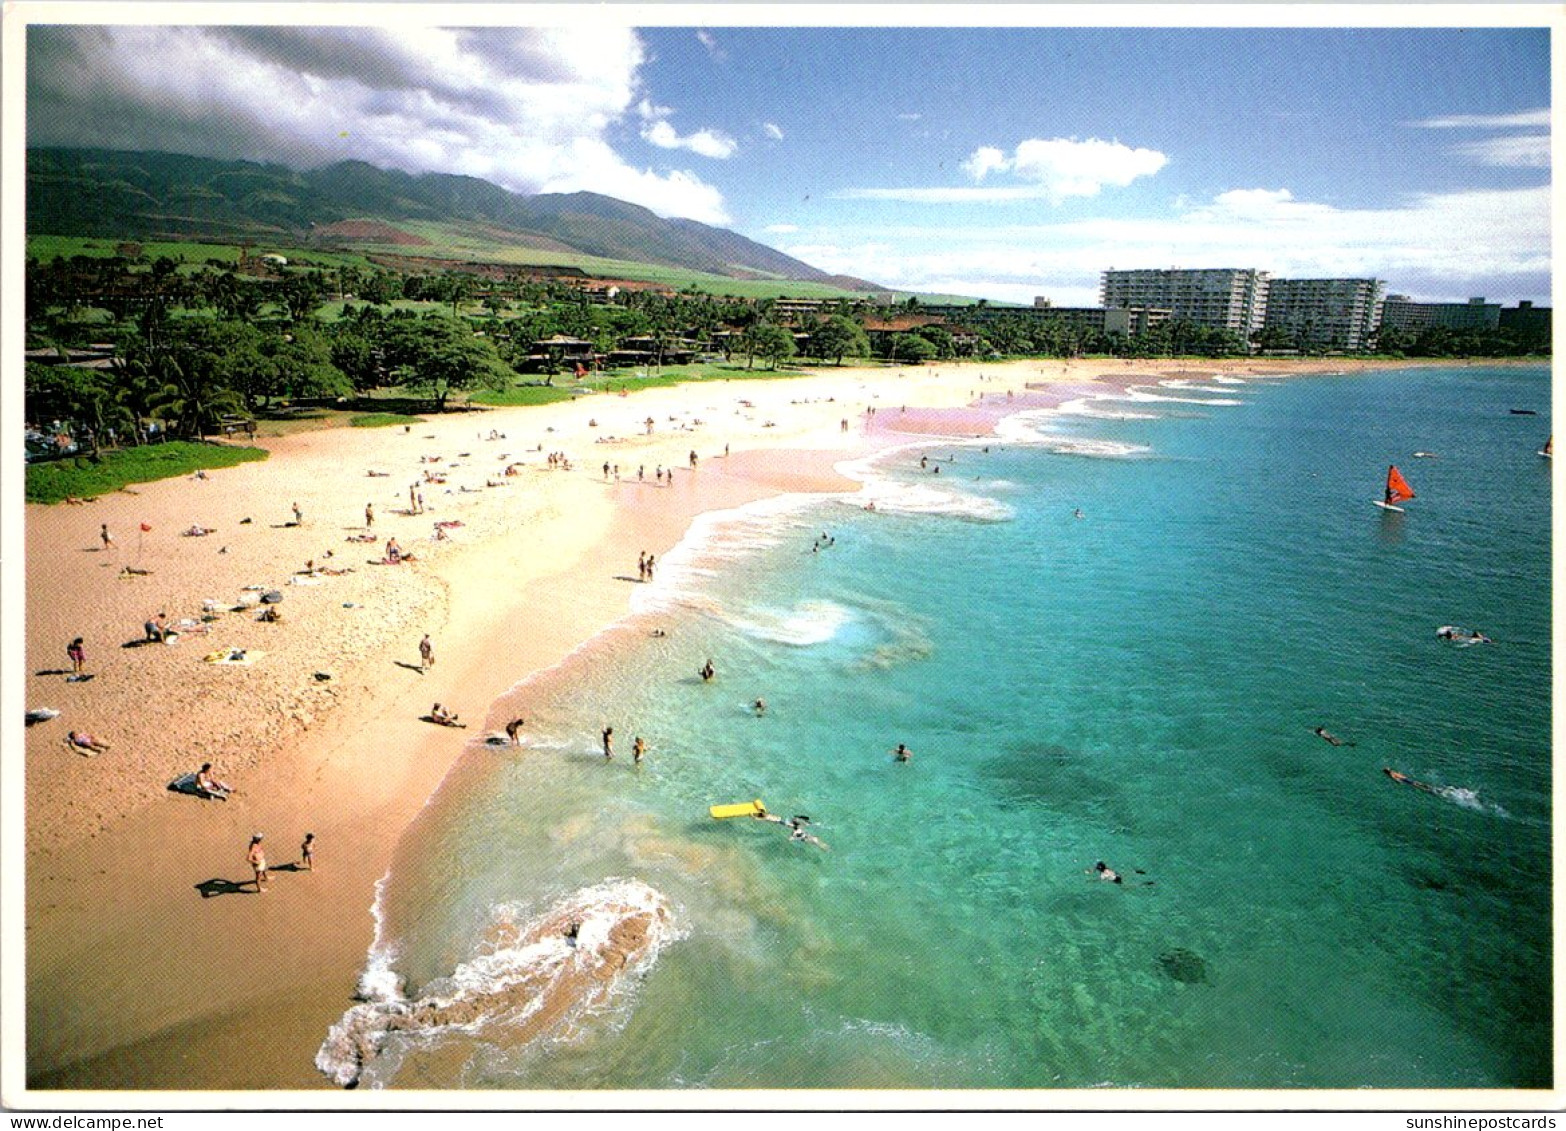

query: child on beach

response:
[301,833,315,871]
[100,524,113,551]
[248,834,268,892]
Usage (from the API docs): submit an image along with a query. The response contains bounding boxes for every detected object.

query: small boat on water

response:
[1511,408,1538,415]
[1374,464,1415,513]
[1540,437,1552,459]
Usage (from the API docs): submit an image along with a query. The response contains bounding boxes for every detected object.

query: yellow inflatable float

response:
[709,799,765,820]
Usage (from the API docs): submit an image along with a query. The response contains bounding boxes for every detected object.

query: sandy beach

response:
[17,356,1392,1096]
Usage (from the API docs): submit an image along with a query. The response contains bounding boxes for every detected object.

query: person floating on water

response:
[1312,726,1355,747]
[754,810,828,850]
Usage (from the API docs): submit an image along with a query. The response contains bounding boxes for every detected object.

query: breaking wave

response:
[316,879,679,1088]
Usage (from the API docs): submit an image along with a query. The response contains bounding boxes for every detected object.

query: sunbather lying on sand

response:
[182,525,216,537]
[429,703,466,727]
[66,730,111,754]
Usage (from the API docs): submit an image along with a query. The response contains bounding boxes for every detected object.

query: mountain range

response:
[27,148,873,289]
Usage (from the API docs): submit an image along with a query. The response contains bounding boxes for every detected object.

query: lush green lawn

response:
[348,412,428,427]
[467,385,579,407]
[25,441,269,505]
[470,361,821,406]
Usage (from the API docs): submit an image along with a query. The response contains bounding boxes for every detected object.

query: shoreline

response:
[18,356,1452,1095]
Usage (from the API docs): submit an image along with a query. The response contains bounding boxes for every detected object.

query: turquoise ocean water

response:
[322,365,1551,1091]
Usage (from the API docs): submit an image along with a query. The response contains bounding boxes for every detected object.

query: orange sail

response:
[1384,465,1415,505]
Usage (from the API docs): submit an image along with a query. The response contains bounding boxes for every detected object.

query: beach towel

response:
[203,648,264,666]
[26,707,60,724]
[260,590,284,604]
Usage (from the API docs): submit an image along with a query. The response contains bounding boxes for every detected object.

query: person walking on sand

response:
[645,554,655,580]
[638,551,647,582]
[248,834,269,892]
[292,501,303,525]
[301,833,315,871]
[100,523,113,552]
[602,726,614,760]
[633,736,646,766]
[365,502,375,529]
[67,637,86,676]
[419,634,434,670]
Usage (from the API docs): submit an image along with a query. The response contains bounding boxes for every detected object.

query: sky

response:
[22,17,1553,306]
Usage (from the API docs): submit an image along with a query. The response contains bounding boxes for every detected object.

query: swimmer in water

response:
[1092,861,1122,884]
[754,698,767,716]
[1383,767,1438,794]
[1312,726,1355,747]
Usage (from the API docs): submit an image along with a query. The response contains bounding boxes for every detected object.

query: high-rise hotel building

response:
[1263,277,1385,351]
[1100,268,1271,339]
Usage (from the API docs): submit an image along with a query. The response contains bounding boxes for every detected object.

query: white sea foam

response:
[316,879,679,1088]
[1056,396,1161,421]
[1435,785,1508,818]
[1210,375,1246,385]
[728,599,854,646]
[1124,387,1244,407]
[631,493,831,615]
[1046,438,1153,459]
[854,479,1014,522]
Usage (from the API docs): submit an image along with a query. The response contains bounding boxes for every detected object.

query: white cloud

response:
[763,223,800,234]
[790,183,1549,304]
[696,30,725,61]
[847,136,1168,206]
[763,122,785,141]
[897,112,922,122]
[1416,109,1550,129]
[641,119,738,159]
[27,26,734,223]
[1451,134,1551,168]
[960,146,1008,181]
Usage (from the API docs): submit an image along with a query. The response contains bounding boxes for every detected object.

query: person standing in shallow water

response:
[633,736,646,766]
[602,726,614,760]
